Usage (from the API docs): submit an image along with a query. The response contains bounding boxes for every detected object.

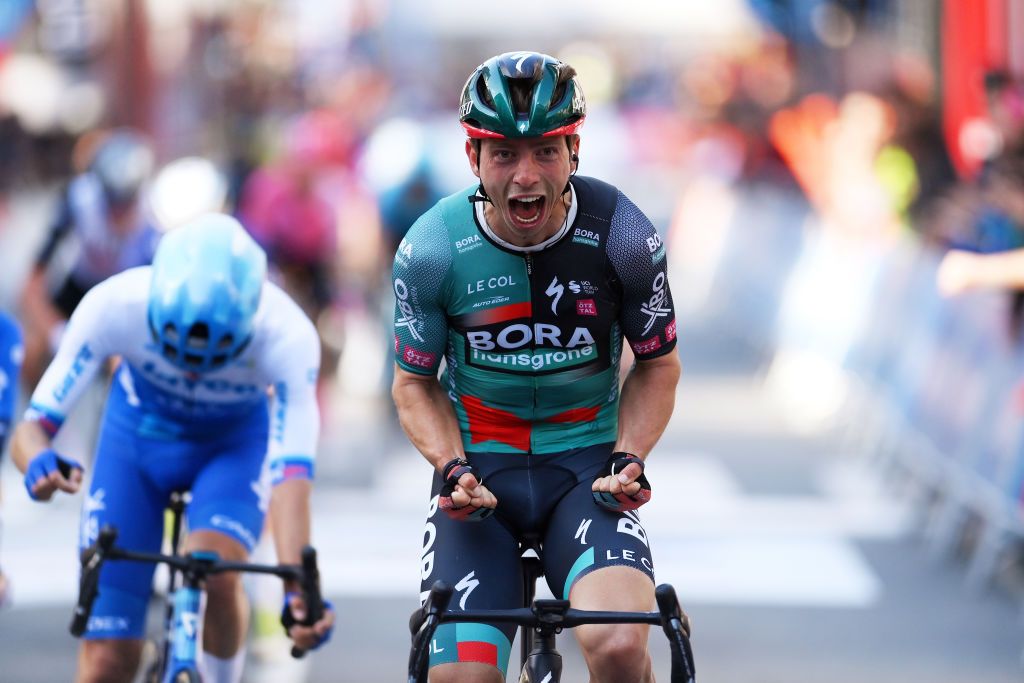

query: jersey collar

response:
[474,183,578,253]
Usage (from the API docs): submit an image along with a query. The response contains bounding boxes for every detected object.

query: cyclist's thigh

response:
[421,476,521,679]
[186,412,269,555]
[80,405,167,639]
[542,473,655,602]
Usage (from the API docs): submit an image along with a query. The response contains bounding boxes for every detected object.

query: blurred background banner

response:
[4,1,1024,682]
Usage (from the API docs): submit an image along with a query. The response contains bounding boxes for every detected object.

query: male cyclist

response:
[11,214,334,683]
[19,128,160,389]
[392,52,681,683]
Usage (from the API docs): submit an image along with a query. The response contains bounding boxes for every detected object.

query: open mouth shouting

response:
[508,194,547,228]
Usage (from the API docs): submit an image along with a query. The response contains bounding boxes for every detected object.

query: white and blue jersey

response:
[25,267,320,638]
[0,312,23,453]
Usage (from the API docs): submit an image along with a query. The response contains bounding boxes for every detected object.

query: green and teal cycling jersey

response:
[392,176,676,454]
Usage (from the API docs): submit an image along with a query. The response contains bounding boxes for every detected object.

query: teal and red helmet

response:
[459,51,586,139]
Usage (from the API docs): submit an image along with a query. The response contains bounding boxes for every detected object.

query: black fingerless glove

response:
[592,452,652,512]
[439,458,494,521]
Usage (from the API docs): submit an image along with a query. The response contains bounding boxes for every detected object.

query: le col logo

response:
[455,234,482,253]
[467,274,517,294]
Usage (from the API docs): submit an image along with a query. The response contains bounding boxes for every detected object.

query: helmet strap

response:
[468,183,493,204]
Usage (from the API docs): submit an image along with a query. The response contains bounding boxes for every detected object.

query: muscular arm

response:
[392,366,464,473]
[269,478,312,565]
[614,351,681,459]
[937,247,1024,296]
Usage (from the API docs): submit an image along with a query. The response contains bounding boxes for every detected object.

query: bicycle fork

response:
[519,628,561,683]
[165,584,202,682]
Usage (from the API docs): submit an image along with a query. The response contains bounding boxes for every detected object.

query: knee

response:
[579,624,650,680]
[429,662,504,683]
[78,641,141,683]
[204,572,244,606]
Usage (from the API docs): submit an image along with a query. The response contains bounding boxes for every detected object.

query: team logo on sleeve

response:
[394,278,425,342]
[395,238,414,267]
[403,346,436,369]
[646,233,666,264]
[640,272,671,335]
[631,336,662,355]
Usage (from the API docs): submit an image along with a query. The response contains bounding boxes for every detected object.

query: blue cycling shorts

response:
[420,443,656,676]
[80,378,269,639]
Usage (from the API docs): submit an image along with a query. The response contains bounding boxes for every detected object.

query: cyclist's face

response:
[468,135,578,247]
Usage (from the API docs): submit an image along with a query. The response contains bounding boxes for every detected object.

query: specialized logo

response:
[575,518,593,545]
[455,234,482,254]
[545,276,564,315]
[572,228,600,247]
[455,571,480,610]
[394,278,425,342]
[640,272,671,335]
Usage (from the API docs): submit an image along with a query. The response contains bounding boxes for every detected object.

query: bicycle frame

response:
[408,581,695,683]
[71,525,323,682]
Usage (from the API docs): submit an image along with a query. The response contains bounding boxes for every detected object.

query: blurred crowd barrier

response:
[688,182,1024,596]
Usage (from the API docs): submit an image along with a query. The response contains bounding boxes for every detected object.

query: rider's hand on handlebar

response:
[592,452,652,512]
[24,449,84,501]
[439,458,497,521]
[281,592,335,652]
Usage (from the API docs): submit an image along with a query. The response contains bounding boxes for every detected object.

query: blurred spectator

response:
[377,162,444,258]
[19,128,158,388]
[0,309,23,608]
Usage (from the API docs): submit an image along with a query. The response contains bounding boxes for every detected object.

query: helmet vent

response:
[475,76,495,110]
[186,323,209,349]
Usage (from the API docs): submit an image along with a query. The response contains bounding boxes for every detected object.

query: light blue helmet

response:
[148,213,267,372]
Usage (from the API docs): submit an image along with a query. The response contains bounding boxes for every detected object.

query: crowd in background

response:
[2,0,1024,604]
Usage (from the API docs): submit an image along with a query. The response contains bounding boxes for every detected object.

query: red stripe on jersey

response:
[468,302,532,326]
[457,641,499,666]
[461,395,531,452]
[546,405,601,423]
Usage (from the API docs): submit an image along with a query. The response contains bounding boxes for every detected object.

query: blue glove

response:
[281,592,333,651]
[24,449,83,501]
